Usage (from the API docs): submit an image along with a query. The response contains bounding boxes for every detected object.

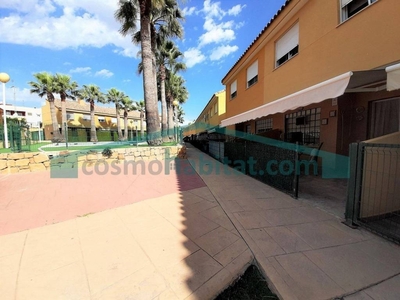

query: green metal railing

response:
[1,125,45,152]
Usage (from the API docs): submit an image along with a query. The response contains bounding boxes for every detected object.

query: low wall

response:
[0,145,187,174]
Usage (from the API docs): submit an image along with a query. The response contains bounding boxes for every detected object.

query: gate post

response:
[344,143,360,227]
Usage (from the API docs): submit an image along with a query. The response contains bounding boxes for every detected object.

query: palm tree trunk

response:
[140,0,161,145]
[151,24,159,120]
[90,100,97,142]
[124,111,128,140]
[60,96,67,142]
[160,66,168,142]
[116,106,122,140]
[49,100,61,142]
[167,100,174,140]
[140,112,144,140]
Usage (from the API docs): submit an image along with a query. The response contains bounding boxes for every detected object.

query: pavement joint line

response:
[333,272,400,300]
[74,218,93,299]
[185,147,260,270]
[14,231,28,300]
[114,204,174,293]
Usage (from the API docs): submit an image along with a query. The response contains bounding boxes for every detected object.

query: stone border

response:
[0,145,187,174]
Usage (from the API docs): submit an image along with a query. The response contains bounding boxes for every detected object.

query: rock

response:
[29,163,46,172]
[0,160,7,170]
[8,153,25,160]
[86,154,98,161]
[34,154,49,163]
[9,167,20,173]
[15,159,30,167]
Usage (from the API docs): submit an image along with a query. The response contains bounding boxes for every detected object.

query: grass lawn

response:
[42,142,178,152]
[215,265,279,300]
[0,142,51,154]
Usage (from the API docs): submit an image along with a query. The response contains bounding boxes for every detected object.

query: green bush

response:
[102,147,113,158]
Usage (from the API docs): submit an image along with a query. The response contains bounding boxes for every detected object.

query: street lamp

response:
[0,73,10,149]
[172,100,179,143]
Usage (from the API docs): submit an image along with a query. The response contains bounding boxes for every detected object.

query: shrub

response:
[102,147,113,158]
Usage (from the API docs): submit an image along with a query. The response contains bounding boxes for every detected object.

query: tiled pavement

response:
[186,146,400,300]
[1,145,400,299]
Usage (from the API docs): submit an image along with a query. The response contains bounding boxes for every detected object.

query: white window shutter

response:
[340,0,353,8]
[275,23,299,61]
[231,80,237,93]
[247,61,258,81]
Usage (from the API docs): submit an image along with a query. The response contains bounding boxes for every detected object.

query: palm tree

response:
[79,84,104,142]
[177,105,185,124]
[115,0,183,145]
[53,73,79,141]
[115,0,166,145]
[106,88,125,140]
[120,96,134,141]
[165,73,188,141]
[157,40,186,142]
[134,100,146,140]
[28,72,62,142]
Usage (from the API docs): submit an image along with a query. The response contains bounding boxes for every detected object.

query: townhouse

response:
[42,99,145,142]
[184,90,226,138]
[220,0,400,156]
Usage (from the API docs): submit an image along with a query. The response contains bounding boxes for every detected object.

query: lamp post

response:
[0,73,10,149]
[172,100,179,143]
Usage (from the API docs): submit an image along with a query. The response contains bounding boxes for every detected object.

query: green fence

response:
[1,125,45,152]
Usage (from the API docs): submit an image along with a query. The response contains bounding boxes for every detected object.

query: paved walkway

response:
[1,145,399,299]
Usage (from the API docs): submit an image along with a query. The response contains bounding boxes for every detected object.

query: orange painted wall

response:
[223,0,400,118]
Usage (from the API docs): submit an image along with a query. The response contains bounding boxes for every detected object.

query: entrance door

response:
[369,97,400,139]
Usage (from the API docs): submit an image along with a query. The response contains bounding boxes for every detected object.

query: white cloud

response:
[4,86,46,107]
[182,6,196,16]
[210,45,238,61]
[199,21,235,47]
[95,69,114,78]
[70,67,91,74]
[183,48,206,68]
[182,0,245,67]
[228,4,246,16]
[203,0,224,19]
[0,1,140,58]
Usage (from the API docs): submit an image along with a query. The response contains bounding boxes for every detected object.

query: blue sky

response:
[0,0,287,124]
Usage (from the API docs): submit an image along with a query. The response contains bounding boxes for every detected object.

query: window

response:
[82,114,90,121]
[246,125,251,134]
[247,61,258,88]
[340,0,377,22]
[214,103,218,114]
[111,118,117,123]
[27,112,32,116]
[285,108,321,145]
[230,80,237,99]
[256,118,273,133]
[67,113,75,120]
[275,23,299,67]
[98,116,106,122]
